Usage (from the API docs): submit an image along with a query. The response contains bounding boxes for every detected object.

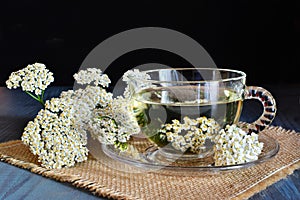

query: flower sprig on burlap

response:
[21,96,89,169]
[19,66,140,169]
[20,67,114,169]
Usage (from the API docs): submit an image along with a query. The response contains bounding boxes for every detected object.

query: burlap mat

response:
[0,125,299,200]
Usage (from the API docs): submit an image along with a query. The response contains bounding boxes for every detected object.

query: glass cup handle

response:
[244,86,277,134]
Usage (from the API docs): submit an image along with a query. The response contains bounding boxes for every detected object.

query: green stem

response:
[25,91,45,106]
[41,90,45,104]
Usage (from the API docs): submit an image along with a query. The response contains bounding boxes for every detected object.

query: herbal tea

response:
[133,86,243,147]
[125,68,276,161]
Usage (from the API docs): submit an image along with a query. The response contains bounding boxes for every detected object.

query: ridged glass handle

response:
[244,86,277,134]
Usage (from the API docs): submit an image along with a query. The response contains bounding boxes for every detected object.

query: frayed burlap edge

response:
[232,161,300,200]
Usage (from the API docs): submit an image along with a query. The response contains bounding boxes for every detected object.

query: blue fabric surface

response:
[0,85,299,200]
[0,162,99,200]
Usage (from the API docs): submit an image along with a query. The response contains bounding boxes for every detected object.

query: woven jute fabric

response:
[0,125,299,200]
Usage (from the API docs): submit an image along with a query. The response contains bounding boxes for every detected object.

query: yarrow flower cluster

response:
[72,68,141,151]
[159,116,220,153]
[122,69,151,98]
[122,69,150,83]
[59,84,113,139]
[88,95,140,151]
[213,124,264,166]
[20,65,141,169]
[6,63,54,105]
[73,68,111,87]
[20,66,114,169]
[22,97,88,169]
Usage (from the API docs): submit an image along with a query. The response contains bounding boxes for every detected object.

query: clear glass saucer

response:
[101,132,279,172]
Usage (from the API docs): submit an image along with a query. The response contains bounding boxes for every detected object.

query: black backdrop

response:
[0,0,298,86]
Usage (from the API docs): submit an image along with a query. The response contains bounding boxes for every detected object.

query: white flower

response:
[88,96,140,151]
[213,124,264,166]
[159,116,220,153]
[122,69,150,83]
[6,63,54,96]
[73,68,111,87]
[19,66,143,168]
[20,67,116,169]
[122,69,152,98]
[59,85,113,146]
[21,98,88,169]
[61,68,139,152]
[111,96,141,135]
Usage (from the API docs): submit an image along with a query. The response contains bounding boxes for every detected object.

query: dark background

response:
[0,0,298,87]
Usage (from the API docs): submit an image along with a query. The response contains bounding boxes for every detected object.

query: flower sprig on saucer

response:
[6,63,54,105]
[22,96,89,169]
[213,124,264,166]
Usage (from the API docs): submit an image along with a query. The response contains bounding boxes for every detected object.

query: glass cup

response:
[127,68,277,162]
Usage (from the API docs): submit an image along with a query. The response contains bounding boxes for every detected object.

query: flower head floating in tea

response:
[158,116,220,153]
